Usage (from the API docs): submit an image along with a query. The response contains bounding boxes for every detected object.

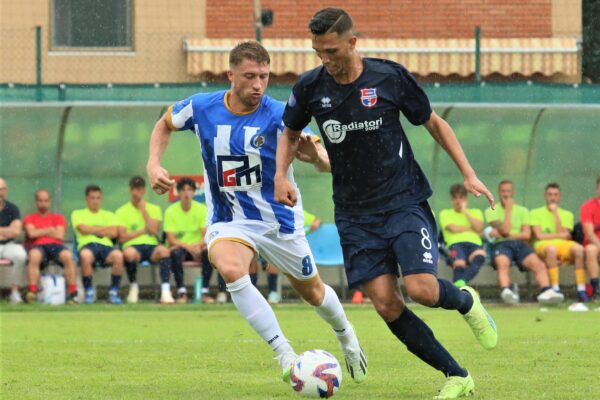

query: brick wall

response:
[207,0,554,39]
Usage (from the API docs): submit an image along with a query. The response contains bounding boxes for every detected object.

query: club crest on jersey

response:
[360,88,377,107]
[250,133,265,149]
[216,154,262,191]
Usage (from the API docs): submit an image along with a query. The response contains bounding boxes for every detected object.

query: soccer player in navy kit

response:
[275,8,498,399]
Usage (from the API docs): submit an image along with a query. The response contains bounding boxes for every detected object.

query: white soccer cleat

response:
[160,291,175,304]
[568,302,589,312]
[9,290,23,304]
[500,287,519,305]
[536,288,564,305]
[268,291,281,304]
[127,285,139,304]
[275,351,298,383]
[216,291,228,304]
[338,325,368,383]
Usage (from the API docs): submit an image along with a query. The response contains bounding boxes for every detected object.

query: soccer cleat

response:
[108,290,123,305]
[500,287,519,305]
[66,291,79,304]
[160,291,175,304]
[25,291,37,304]
[339,325,368,383]
[216,291,228,304]
[461,286,498,350]
[84,289,96,304]
[268,291,281,304]
[536,288,564,305]
[453,279,467,288]
[202,294,215,304]
[127,285,139,304]
[568,302,589,312]
[275,351,298,383]
[176,292,188,304]
[434,373,475,399]
[9,290,23,304]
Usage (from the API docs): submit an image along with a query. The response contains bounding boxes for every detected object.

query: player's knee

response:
[28,248,43,263]
[572,244,584,257]
[123,247,138,261]
[372,298,404,322]
[109,250,124,266]
[585,244,599,257]
[155,245,170,259]
[79,249,94,264]
[452,260,466,269]
[58,250,73,263]
[545,246,558,259]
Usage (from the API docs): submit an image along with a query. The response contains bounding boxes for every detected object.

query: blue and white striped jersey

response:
[168,90,305,235]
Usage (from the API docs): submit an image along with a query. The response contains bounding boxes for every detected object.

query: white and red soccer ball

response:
[290,349,343,398]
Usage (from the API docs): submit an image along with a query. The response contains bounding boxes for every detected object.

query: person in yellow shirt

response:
[116,176,171,304]
[484,180,563,305]
[71,185,124,304]
[439,184,486,288]
[163,178,213,304]
[531,183,591,310]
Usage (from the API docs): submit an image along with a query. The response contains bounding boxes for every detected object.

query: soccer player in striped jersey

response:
[147,41,367,384]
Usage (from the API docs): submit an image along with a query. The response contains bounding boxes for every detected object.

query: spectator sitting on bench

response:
[163,178,213,304]
[530,183,590,311]
[24,189,78,303]
[484,180,563,305]
[116,176,171,304]
[0,177,27,304]
[438,183,486,288]
[71,184,124,304]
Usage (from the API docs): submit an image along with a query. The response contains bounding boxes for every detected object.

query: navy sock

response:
[159,257,171,284]
[591,278,599,296]
[218,274,226,292]
[125,261,137,283]
[267,273,278,292]
[201,250,212,290]
[452,266,466,282]
[538,286,551,295]
[110,275,121,291]
[171,249,185,288]
[387,307,467,377]
[83,276,93,291]
[463,255,485,282]
[249,273,258,287]
[435,279,473,315]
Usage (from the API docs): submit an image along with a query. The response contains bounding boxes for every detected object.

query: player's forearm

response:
[145,220,160,236]
[119,229,144,243]
[147,117,172,169]
[0,226,19,239]
[313,144,331,172]
[583,223,600,246]
[463,212,484,232]
[25,226,53,238]
[97,226,118,239]
[275,128,301,179]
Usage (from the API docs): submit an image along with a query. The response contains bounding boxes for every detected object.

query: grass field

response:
[1,302,599,400]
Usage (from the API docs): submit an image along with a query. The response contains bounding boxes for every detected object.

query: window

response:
[52,0,132,49]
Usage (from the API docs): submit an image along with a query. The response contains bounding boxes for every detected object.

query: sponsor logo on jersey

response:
[216,154,262,191]
[320,97,332,108]
[321,117,383,144]
[360,88,377,107]
[423,251,433,264]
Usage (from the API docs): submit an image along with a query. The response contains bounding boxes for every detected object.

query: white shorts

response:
[205,220,318,281]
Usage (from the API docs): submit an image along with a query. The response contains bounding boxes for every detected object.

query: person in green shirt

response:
[484,180,563,305]
[71,184,124,304]
[116,176,171,304]
[163,178,213,304]
[531,183,591,309]
[439,184,486,288]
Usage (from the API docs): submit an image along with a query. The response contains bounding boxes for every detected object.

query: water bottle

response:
[194,276,203,304]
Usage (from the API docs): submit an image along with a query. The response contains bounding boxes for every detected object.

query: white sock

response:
[130,283,139,290]
[577,284,586,292]
[314,285,355,347]
[552,285,560,292]
[178,287,187,294]
[161,283,170,293]
[227,275,292,355]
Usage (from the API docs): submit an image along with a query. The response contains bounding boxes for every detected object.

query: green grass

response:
[1,303,599,399]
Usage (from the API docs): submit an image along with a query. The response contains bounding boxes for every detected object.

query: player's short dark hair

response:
[176,177,196,191]
[309,8,354,36]
[85,184,101,196]
[450,183,468,198]
[498,179,513,188]
[545,182,560,191]
[229,41,270,67]
[129,176,146,189]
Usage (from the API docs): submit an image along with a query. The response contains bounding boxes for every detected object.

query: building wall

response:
[207,0,581,39]
[0,0,207,84]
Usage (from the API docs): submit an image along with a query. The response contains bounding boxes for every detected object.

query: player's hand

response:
[147,164,175,195]
[548,203,558,213]
[295,135,319,164]
[274,175,297,207]
[464,175,495,209]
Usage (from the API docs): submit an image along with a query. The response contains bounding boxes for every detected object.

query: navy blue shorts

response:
[491,240,533,271]
[32,243,68,268]
[448,242,484,264]
[335,202,439,289]
[81,243,117,267]
[130,244,157,263]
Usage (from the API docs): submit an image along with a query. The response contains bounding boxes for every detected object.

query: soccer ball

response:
[290,349,342,398]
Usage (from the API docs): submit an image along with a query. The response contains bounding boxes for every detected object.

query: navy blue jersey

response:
[283,58,433,214]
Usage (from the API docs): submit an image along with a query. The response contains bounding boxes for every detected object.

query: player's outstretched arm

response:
[424,111,495,209]
[296,135,331,172]
[275,127,302,206]
[147,113,176,195]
